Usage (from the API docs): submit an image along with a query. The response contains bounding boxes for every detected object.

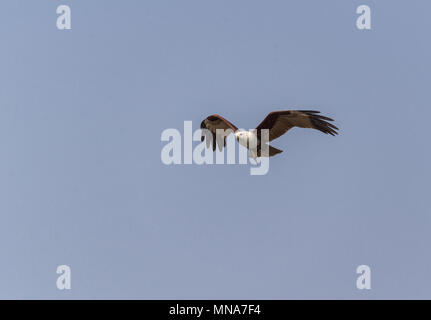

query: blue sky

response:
[0,0,430,298]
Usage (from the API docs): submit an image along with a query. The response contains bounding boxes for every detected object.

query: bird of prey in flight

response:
[200,110,338,160]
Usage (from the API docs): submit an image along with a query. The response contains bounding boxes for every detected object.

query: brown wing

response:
[200,115,238,151]
[255,110,338,141]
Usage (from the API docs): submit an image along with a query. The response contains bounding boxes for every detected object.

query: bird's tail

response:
[258,145,283,157]
[269,146,283,157]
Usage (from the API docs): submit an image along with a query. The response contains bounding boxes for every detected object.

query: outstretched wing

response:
[200,115,238,151]
[255,110,338,141]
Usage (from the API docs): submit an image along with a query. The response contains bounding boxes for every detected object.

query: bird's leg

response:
[249,152,259,165]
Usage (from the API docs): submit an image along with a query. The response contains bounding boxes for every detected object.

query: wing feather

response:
[255,110,338,141]
[200,114,238,151]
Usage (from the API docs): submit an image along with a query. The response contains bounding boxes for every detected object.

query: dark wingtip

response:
[308,113,339,136]
[201,120,207,142]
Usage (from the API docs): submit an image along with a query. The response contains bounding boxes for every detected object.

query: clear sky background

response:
[0,0,430,299]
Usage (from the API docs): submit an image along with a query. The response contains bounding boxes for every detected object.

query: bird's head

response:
[235,131,246,141]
